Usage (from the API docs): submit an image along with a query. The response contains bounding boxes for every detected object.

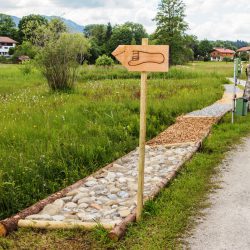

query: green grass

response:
[0,60,241,249]
[78,61,234,81]
[3,113,250,250]
[0,62,230,220]
[0,64,44,94]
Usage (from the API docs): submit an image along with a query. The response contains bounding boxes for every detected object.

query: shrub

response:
[12,41,38,61]
[0,56,7,63]
[95,55,114,67]
[37,33,90,91]
[239,52,249,62]
[19,60,33,75]
[222,57,233,62]
[203,55,210,62]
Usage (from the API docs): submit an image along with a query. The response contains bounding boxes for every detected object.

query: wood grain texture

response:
[112,44,169,72]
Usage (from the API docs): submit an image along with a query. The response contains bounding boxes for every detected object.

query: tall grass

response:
[79,62,234,81]
[0,62,226,219]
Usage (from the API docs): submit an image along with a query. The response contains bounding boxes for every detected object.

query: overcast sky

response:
[1,0,249,41]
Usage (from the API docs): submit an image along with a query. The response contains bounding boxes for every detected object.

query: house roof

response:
[18,55,30,61]
[0,36,18,44]
[236,46,250,52]
[212,48,235,54]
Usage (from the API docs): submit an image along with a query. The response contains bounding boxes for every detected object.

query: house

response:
[210,48,235,61]
[236,46,250,53]
[0,36,17,57]
[236,46,250,61]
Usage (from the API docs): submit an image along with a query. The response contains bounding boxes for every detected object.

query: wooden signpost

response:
[112,39,169,221]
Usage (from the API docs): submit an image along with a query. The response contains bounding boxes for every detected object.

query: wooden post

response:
[136,38,148,222]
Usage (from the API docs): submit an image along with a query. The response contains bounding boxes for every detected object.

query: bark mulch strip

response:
[147,116,219,146]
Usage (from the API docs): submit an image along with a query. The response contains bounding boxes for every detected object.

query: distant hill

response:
[9,14,84,33]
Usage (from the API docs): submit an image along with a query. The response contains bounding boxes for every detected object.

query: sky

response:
[1,0,250,41]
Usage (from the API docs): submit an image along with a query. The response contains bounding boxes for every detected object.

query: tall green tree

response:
[185,34,199,59]
[154,0,189,65]
[83,24,107,46]
[18,14,48,43]
[198,39,213,58]
[106,22,112,41]
[0,14,17,39]
[32,18,67,47]
[83,24,108,63]
[122,22,148,44]
[108,22,148,55]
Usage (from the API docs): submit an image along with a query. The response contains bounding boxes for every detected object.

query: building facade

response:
[210,48,235,61]
[0,36,17,57]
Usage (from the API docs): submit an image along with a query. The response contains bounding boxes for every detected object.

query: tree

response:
[122,22,148,44]
[12,41,38,61]
[83,24,108,62]
[18,14,48,43]
[185,35,199,59]
[83,24,107,46]
[109,25,133,54]
[108,22,148,55]
[198,39,213,58]
[31,18,67,47]
[106,22,112,41]
[0,14,17,39]
[37,33,90,90]
[154,0,189,65]
[48,18,67,36]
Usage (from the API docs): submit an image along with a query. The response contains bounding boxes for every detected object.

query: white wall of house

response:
[0,43,16,57]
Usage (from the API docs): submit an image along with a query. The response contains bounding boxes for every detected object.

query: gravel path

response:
[228,77,246,87]
[186,103,232,117]
[18,83,243,231]
[185,137,250,250]
[25,144,198,225]
[186,84,243,117]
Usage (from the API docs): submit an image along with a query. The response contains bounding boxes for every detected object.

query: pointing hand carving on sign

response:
[112,45,169,72]
[128,51,165,66]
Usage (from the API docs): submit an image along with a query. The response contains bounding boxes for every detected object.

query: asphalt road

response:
[185,137,250,250]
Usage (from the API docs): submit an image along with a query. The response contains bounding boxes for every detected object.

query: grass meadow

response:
[0,62,231,220]
[4,61,250,249]
[2,62,250,249]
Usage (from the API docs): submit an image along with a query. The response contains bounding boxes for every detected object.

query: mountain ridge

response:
[8,14,84,33]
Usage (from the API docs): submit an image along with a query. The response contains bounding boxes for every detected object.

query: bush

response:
[203,56,210,62]
[239,52,249,62]
[95,55,114,67]
[19,60,33,75]
[0,56,7,63]
[222,57,233,62]
[12,41,38,62]
[37,33,90,91]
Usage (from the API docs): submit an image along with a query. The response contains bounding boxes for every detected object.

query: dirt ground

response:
[185,137,250,250]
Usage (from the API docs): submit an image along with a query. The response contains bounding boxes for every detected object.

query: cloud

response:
[52,0,135,9]
[0,0,20,8]
[184,0,250,40]
[0,0,249,41]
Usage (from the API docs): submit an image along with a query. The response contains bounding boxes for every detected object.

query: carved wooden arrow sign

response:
[112,39,169,223]
[112,45,169,72]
